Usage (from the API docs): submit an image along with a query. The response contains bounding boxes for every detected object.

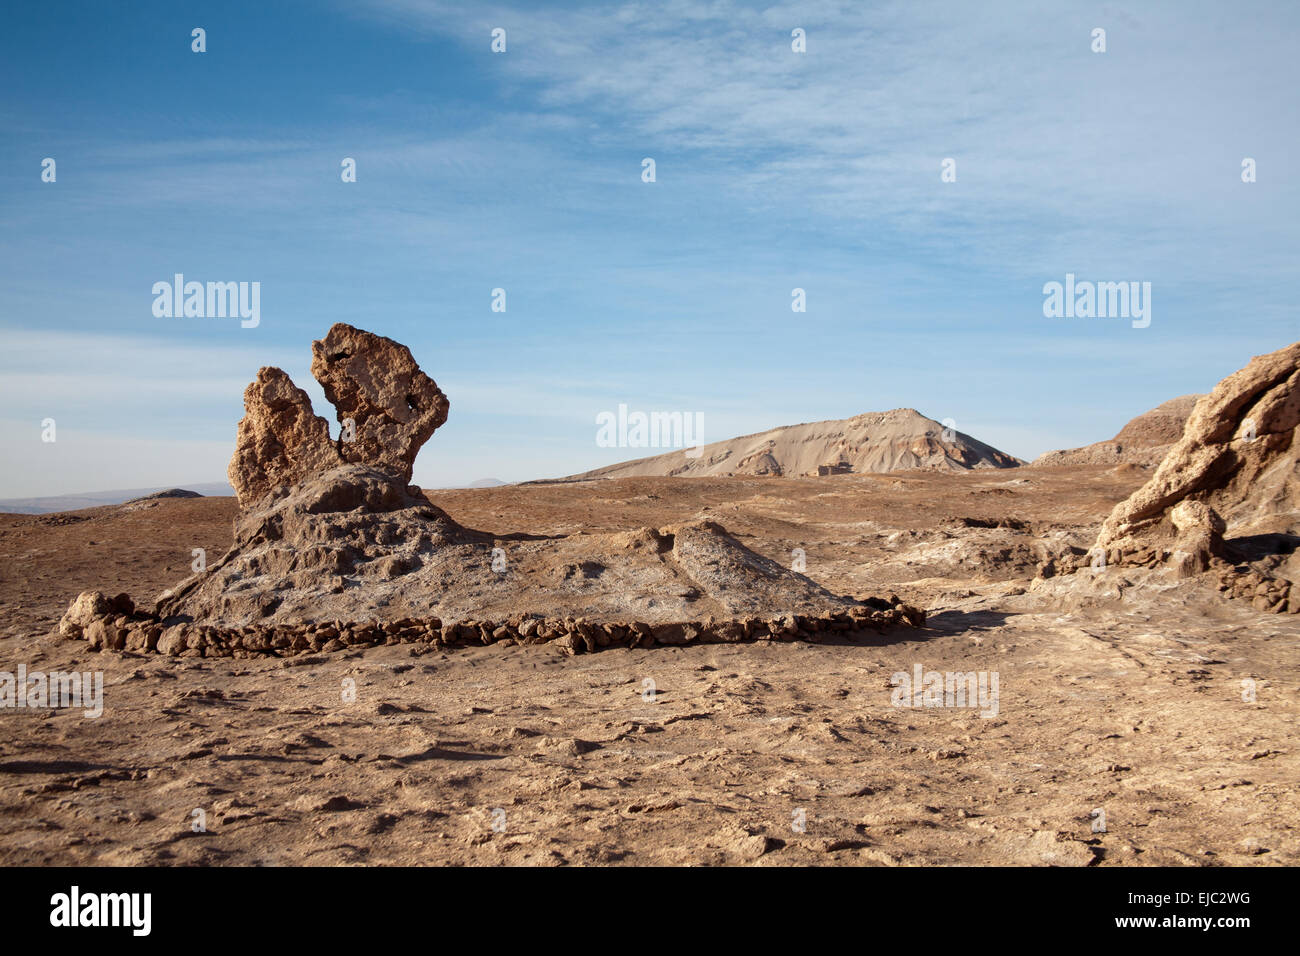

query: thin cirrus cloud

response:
[354,0,1298,278]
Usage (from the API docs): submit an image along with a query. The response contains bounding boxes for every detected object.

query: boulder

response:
[1168,500,1227,578]
[83,619,125,652]
[157,626,189,656]
[58,590,112,639]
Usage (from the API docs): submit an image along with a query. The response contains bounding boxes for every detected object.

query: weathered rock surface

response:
[156,460,870,627]
[58,589,112,639]
[228,367,338,506]
[309,323,449,483]
[1097,342,1300,548]
[66,584,924,659]
[228,324,449,508]
[153,324,909,634]
[1167,499,1227,578]
[1073,341,1300,611]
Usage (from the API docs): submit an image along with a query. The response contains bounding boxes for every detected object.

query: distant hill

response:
[561,408,1023,480]
[1031,394,1202,468]
[0,481,234,515]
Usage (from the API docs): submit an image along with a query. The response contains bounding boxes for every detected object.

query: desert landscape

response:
[1,325,1295,867]
[3,5,1297,890]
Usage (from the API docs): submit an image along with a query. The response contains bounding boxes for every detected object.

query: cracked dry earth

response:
[0,465,1296,865]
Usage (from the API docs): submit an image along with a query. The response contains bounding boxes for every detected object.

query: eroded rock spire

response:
[227,323,449,507]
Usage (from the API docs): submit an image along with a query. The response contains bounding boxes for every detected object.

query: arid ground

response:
[0,465,1296,865]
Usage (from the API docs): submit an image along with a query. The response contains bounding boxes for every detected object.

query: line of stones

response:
[62,597,926,659]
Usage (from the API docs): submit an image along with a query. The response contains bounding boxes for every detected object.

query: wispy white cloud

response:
[353,0,1300,278]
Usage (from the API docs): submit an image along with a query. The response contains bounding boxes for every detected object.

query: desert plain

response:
[0,461,1295,866]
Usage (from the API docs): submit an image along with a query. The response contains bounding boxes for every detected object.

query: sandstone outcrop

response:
[154,477,872,628]
[1076,341,1300,612]
[1167,499,1228,578]
[228,367,338,506]
[1096,342,1299,548]
[228,324,449,508]
[309,323,449,481]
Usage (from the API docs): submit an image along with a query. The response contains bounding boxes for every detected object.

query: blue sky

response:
[1,0,1297,496]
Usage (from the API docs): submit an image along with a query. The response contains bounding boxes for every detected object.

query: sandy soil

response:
[0,466,1295,865]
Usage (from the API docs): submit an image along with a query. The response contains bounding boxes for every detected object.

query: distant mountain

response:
[562,408,1023,480]
[0,481,234,515]
[465,478,509,488]
[1031,395,1202,468]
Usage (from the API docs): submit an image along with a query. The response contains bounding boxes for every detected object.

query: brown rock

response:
[123,627,149,653]
[652,623,689,645]
[309,323,449,484]
[157,626,189,656]
[83,619,111,650]
[58,590,112,639]
[228,367,338,507]
[1167,500,1227,577]
[1096,341,1300,583]
[226,324,449,509]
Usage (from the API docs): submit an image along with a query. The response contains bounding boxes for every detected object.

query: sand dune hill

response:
[1031,394,1202,468]
[564,408,1023,480]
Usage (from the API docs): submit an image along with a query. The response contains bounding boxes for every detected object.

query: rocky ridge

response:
[1031,394,1202,468]
[565,408,1023,480]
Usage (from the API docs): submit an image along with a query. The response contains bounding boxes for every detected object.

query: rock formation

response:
[228,324,449,507]
[1097,342,1299,547]
[62,322,923,649]
[228,367,338,505]
[309,323,449,480]
[1083,340,1300,611]
[59,590,924,659]
[1031,394,1202,468]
